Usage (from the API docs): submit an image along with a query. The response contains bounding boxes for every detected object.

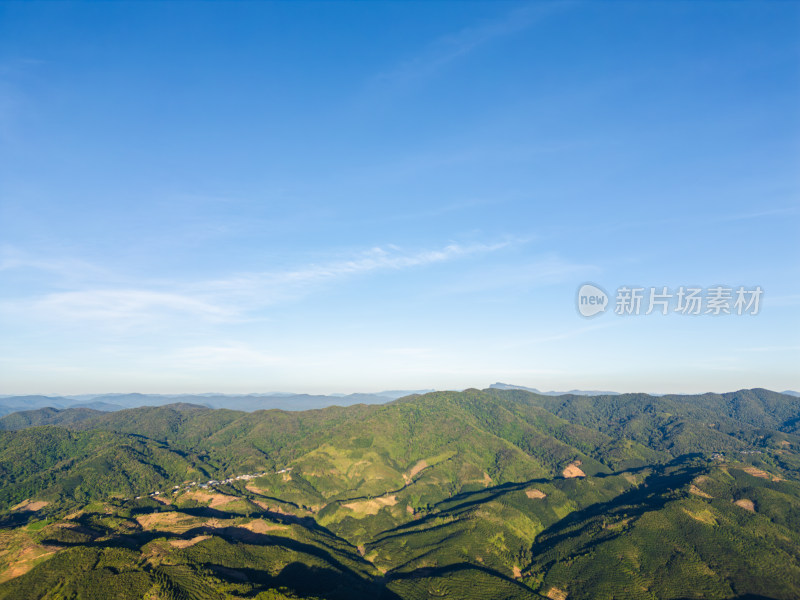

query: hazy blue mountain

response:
[0,395,71,417]
[490,382,620,396]
[373,389,436,398]
[0,389,426,414]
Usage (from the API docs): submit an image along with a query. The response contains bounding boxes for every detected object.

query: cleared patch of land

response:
[0,541,59,583]
[182,490,239,508]
[741,466,783,482]
[403,460,428,485]
[169,535,210,548]
[240,519,286,534]
[562,461,585,478]
[525,488,547,499]
[547,586,568,600]
[734,498,756,512]
[136,511,195,531]
[342,495,398,516]
[688,484,713,498]
[10,500,49,512]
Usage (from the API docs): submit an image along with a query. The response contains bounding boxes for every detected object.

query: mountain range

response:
[1,387,798,599]
[0,389,436,416]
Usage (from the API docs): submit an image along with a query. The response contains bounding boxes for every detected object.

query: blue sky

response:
[1,1,798,395]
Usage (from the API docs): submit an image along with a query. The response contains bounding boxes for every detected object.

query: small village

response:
[134,467,292,500]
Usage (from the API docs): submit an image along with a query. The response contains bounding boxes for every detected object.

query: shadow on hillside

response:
[673,597,780,600]
[438,461,662,508]
[0,510,39,529]
[528,458,704,565]
[39,518,401,600]
[37,509,377,575]
[378,461,674,541]
[386,561,533,594]
[179,525,375,572]
[370,477,553,542]
[127,503,334,535]
[211,561,402,600]
[237,488,304,510]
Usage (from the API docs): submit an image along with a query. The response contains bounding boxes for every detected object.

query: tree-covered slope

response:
[0,407,105,431]
[0,427,220,511]
[1,388,798,599]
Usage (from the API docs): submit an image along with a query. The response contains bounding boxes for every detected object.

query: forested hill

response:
[1,388,799,599]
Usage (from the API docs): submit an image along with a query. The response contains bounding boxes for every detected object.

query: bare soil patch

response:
[482,472,492,487]
[403,460,428,485]
[547,587,568,600]
[0,543,59,583]
[512,566,522,579]
[241,519,284,534]
[734,499,755,512]
[10,500,49,512]
[343,495,398,516]
[136,511,190,530]
[689,485,713,498]
[182,490,239,508]
[562,461,585,478]
[169,535,210,549]
[525,488,547,499]
[742,467,782,482]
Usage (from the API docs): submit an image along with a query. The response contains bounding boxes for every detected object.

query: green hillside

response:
[0,407,105,431]
[1,388,798,599]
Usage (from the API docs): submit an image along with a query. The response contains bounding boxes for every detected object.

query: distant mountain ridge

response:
[0,389,435,416]
[4,384,794,417]
[489,382,621,396]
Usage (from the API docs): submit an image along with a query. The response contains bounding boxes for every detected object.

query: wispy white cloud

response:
[1,240,514,329]
[203,240,514,302]
[0,246,110,282]
[374,4,564,89]
[28,289,236,324]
